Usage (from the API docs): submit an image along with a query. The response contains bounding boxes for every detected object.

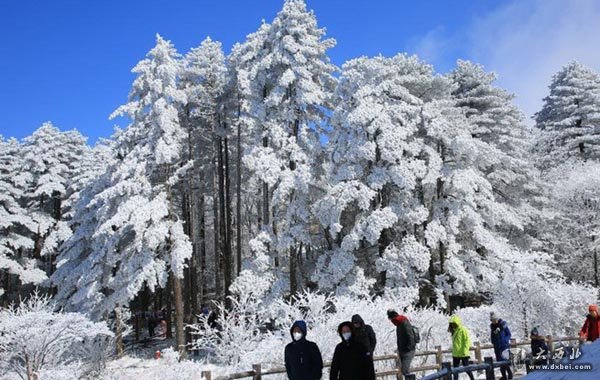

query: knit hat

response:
[387,309,399,320]
[589,304,598,313]
[490,312,498,321]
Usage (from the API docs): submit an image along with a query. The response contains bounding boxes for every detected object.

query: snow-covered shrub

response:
[0,292,113,379]
[189,289,452,376]
[189,294,269,368]
[491,253,597,339]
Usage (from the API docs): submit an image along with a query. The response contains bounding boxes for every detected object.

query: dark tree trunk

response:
[173,275,187,358]
[262,136,270,230]
[224,136,233,296]
[115,307,124,358]
[217,135,231,302]
[199,189,207,304]
[213,156,222,300]
[236,112,242,276]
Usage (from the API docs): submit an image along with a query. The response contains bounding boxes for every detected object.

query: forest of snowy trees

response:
[1,0,600,377]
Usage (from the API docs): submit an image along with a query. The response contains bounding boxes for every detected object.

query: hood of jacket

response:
[337,321,354,341]
[351,314,365,327]
[391,314,408,327]
[290,320,308,341]
[449,315,463,327]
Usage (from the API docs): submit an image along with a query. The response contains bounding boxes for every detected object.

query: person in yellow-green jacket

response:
[448,315,475,380]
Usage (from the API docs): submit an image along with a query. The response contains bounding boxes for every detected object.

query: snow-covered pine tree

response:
[52,34,192,356]
[419,74,520,304]
[317,54,525,305]
[449,60,542,251]
[0,137,46,300]
[20,123,91,277]
[180,36,230,305]
[535,62,600,169]
[313,54,434,294]
[241,0,337,296]
[542,161,600,286]
[535,63,600,288]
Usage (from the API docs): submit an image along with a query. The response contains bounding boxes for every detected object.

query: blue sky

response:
[1,0,600,144]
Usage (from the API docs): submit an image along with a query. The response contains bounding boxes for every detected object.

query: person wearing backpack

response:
[387,309,417,377]
[330,321,375,380]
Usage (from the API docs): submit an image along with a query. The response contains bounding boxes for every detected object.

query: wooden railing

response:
[199,336,579,380]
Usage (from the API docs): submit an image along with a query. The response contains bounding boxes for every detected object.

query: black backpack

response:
[412,325,421,344]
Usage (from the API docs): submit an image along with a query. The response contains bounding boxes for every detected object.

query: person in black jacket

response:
[285,320,323,380]
[330,321,375,380]
[387,309,416,377]
[351,314,377,358]
[530,327,549,365]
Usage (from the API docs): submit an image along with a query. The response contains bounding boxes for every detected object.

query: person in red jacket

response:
[579,304,600,343]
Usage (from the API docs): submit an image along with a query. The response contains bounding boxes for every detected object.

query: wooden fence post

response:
[474,341,482,363]
[435,345,443,368]
[547,335,554,359]
[201,371,211,380]
[253,364,262,380]
[484,356,494,380]
[441,362,452,380]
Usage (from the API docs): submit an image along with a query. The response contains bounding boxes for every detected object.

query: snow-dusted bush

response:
[189,289,452,375]
[0,292,113,380]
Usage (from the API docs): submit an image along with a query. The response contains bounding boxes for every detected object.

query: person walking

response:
[579,304,600,343]
[387,309,416,377]
[285,320,323,380]
[448,315,475,380]
[351,314,376,376]
[351,314,377,358]
[330,321,375,380]
[490,312,513,380]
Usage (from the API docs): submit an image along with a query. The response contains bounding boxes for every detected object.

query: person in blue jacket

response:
[490,312,513,380]
[285,320,323,380]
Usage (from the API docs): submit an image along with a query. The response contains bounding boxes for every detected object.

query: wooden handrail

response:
[199,336,579,380]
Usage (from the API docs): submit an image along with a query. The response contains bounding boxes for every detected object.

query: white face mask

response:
[342,332,352,341]
[293,332,303,341]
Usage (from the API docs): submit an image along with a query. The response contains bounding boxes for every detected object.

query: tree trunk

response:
[182,193,191,321]
[262,136,270,230]
[199,189,207,304]
[236,112,242,275]
[115,307,124,358]
[25,352,34,380]
[224,136,233,296]
[217,136,231,302]
[173,275,187,359]
[594,247,598,288]
[290,245,297,296]
[213,157,222,300]
[166,276,172,340]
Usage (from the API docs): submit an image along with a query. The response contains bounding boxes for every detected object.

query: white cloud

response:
[409,26,450,68]
[469,0,600,123]
[411,0,600,124]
